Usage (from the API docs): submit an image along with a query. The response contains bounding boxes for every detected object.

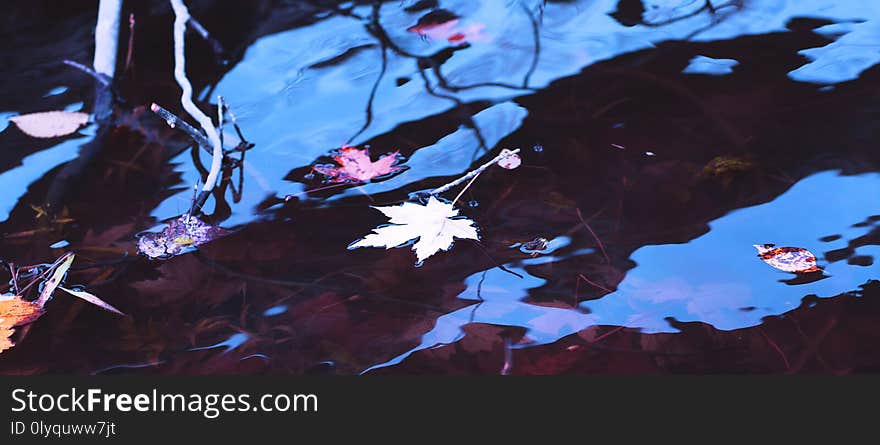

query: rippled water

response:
[1,0,878,375]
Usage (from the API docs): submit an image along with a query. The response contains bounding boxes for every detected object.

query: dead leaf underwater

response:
[9,111,89,138]
[137,214,230,259]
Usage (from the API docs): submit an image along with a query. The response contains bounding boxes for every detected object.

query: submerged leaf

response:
[350,195,479,264]
[313,145,403,183]
[754,244,822,273]
[9,111,89,138]
[137,214,230,259]
[59,287,124,315]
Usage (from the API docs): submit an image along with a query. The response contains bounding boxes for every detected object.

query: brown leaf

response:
[9,111,90,138]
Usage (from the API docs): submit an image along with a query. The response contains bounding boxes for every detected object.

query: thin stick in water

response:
[217,96,225,149]
[576,208,610,263]
[150,103,211,152]
[430,148,520,196]
[63,60,111,87]
[124,13,136,73]
[223,101,250,145]
[93,0,122,78]
[187,16,225,61]
[450,170,482,207]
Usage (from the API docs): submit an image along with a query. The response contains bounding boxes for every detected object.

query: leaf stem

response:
[450,170,482,208]
[430,148,520,197]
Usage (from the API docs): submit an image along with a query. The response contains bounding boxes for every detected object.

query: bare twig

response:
[431,148,520,196]
[170,0,223,193]
[63,60,111,87]
[577,273,613,294]
[217,95,225,149]
[758,327,790,371]
[93,0,122,78]
[450,170,483,207]
[187,16,226,62]
[8,262,19,296]
[217,96,253,150]
[151,102,214,214]
[222,101,250,146]
[576,208,610,263]
[124,13,135,73]
[150,102,211,152]
[786,316,838,374]
[153,98,253,214]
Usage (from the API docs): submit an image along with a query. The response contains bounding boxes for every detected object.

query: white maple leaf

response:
[349,196,479,264]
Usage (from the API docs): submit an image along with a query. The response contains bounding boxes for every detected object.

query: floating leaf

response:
[407,17,460,38]
[350,195,479,264]
[497,148,522,170]
[9,111,89,138]
[753,244,822,273]
[313,145,403,183]
[0,296,44,354]
[137,214,230,259]
[59,287,124,315]
[407,18,487,44]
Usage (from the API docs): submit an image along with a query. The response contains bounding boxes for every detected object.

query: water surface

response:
[1,0,878,375]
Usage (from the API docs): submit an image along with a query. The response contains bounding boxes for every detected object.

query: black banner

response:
[0,377,875,442]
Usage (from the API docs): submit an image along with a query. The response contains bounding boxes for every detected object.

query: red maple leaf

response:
[312,146,403,183]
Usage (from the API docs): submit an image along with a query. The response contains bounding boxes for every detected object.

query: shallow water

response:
[1,0,878,375]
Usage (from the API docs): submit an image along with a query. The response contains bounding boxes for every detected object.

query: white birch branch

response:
[170,0,223,193]
[93,0,122,77]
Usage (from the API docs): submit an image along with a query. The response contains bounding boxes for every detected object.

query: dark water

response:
[1,0,879,375]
